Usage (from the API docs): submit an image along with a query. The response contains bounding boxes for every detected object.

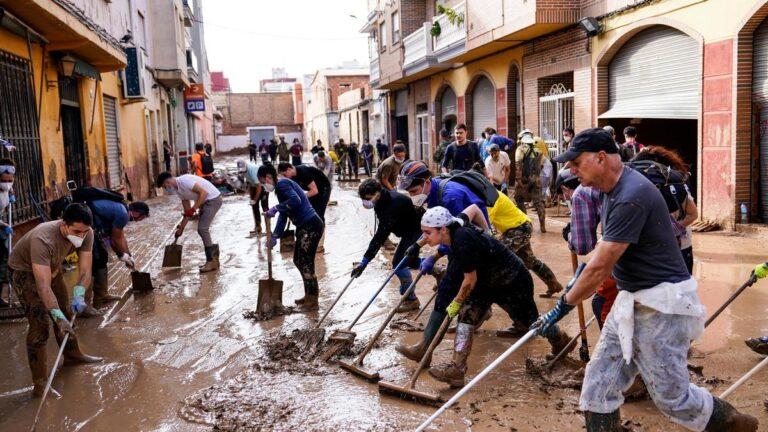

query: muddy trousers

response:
[250,187,269,231]
[419,256,464,347]
[293,216,324,296]
[580,306,713,431]
[457,270,538,329]
[392,229,422,301]
[499,222,561,292]
[513,181,545,220]
[197,196,223,247]
[12,270,83,388]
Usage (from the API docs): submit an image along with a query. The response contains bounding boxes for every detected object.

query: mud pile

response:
[242,306,297,322]
[525,356,586,390]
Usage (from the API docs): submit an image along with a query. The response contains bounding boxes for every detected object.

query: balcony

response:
[403,23,447,79]
[432,1,467,63]
[370,59,380,87]
[182,0,194,27]
[186,49,199,83]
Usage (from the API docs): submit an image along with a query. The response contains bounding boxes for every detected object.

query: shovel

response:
[298,275,358,350]
[161,219,185,268]
[339,271,425,382]
[390,289,436,332]
[257,217,284,314]
[128,263,153,292]
[378,315,451,405]
[571,252,590,363]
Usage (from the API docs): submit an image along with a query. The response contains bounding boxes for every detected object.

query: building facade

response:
[216,92,303,152]
[361,0,768,229]
[303,67,370,147]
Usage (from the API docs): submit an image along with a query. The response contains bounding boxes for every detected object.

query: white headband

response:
[421,206,462,228]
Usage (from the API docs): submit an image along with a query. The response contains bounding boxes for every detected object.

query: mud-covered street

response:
[2,162,768,431]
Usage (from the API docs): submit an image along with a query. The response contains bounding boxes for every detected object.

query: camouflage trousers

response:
[498,222,563,295]
[513,178,545,220]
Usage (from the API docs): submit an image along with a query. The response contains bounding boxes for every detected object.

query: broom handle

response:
[315,276,356,329]
[415,329,538,432]
[31,314,77,432]
[704,272,756,328]
[545,315,596,372]
[572,253,589,358]
[720,355,768,399]
[353,271,424,365]
[407,315,451,389]
[346,255,409,330]
[413,289,437,321]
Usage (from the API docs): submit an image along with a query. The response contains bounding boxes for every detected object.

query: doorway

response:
[59,76,89,188]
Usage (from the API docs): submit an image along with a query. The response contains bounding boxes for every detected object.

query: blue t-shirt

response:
[89,199,129,234]
[426,178,489,224]
[489,135,515,153]
[273,178,319,238]
[600,166,690,292]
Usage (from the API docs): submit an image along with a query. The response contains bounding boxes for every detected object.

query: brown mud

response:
[1,157,767,431]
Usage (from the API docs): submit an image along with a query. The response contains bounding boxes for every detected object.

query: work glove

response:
[183,208,196,217]
[265,207,279,218]
[352,258,369,278]
[405,243,421,260]
[266,236,277,250]
[2,225,11,235]
[50,309,74,335]
[119,253,136,269]
[437,244,451,256]
[446,300,462,318]
[8,194,15,203]
[755,262,768,279]
[562,222,571,243]
[70,285,87,314]
[532,294,574,337]
[420,255,437,275]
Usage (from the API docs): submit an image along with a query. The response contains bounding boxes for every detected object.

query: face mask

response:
[563,136,571,143]
[164,186,176,195]
[395,157,404,163]
[410,181,428,207]
[0,182,11,191]
[362,200,375,209]
[67,232,85,248]
[263,183,275,193]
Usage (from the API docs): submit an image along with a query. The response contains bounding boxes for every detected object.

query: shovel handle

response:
[571,253,590,360]
[407,315,451,389]
[413,289,437,321]
[265,217,273,280]
[720,354,768,399]
[545,315,596,372]
[315,276,357,329]
[704,273,757,328]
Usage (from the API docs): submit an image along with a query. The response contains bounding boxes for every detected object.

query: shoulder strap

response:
[438,178,450,206]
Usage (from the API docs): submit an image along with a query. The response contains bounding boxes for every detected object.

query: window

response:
[392,11,400,44]
[137,11,147,51]
[379,22,387,51]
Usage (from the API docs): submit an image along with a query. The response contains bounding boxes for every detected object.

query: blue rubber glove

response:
[351,258,369,278]
[532,294,575,337]
[8,194,15,203]
[266,236,277,249]
[437,244,451,256]
[265,206,278,218]
[70,285,87,314]
[420,255,437,275]
[50,309,74,335]
[2,225,11,235]
[446,300,461,318]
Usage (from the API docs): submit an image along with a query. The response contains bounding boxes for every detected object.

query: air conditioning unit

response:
[122,47,146,99]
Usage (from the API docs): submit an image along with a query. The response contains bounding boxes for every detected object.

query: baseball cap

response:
[553,127,618,163]
[398,160,430,190]
[521,134,535,144]
[488,144,500,152]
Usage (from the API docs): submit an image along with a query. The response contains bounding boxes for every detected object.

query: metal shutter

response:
[103,95,121,188]
[600,26,700,119]
[395,90,408,116]
[472,76,496,140]
[754,20,768,221]
[441,87,457,119]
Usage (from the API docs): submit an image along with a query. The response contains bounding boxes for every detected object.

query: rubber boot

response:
[62,337,103,366]
[396,297,420,313]
[429,323,473,388]
[30,347,48,397]
[539,214,547,233]
[745,336,768,355]
[92,268,119,306]
[584,410,620,432]
[198,246,213,270]
[546,326,575,358]
[705,397,758,431]
[297,278,319,312]
[396,311,444,366]
[533,262,563,298]
[497,320,529,338]
[199,245,220,273]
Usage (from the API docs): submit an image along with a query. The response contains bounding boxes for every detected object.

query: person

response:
[204,142,213,156]
[277,136,290,163]
[478,131,490,161]
[537,136,554,205]
[348,141,360,180]
[313,150,334,184]
[535,128,758,432]
[441,124,482,173]
[311,139,324,156]
[484,144,510,194]
[375,138,389,164]
[620,126,644,162]
[85,197,150,315]
[334,139,348,177]
[248,140,257,162]
[562,127,574,145]
[156,171,223,272]
[259,164,324,311]
[163,141,172,172]
[631,146,698,274]
[377,143,406,190]
[277,163,331,224]
[268,138,278,163]
[486,128,516,187]
[353,179,423,311]
[744,261,768,355]
[290,138,303,166]
[243,160,269,237]
[9,203,103,397]
[0,160,14,308]
[258,139,269,164]
[514,134,547,232]
[418,206,570,388]
[361,139,374,177]
[191,143,215,181]
[433,129,452,168]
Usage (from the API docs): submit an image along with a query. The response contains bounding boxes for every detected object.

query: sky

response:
[202,0,370,92]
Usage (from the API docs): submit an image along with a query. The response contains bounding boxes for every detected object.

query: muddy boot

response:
[30,347,48,397]
[296,294,318,312]
[92,268,119,306]
[539,214,547,233]
[546,327,574,359]
[745,336,768,355]
[396,339,431,365]
[705,397,758,431]
[63,343,103,366]
[584,410,620,432]
[396,298,420,313]
[294,295,307,305]
[533,262,563,298]
[79,305,104,318]
[429,323,473,388]
[199,245,220,273]
[497,321,529,338]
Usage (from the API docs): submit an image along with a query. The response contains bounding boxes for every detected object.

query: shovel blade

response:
[338,359,380,382]
[131,271,154,291]
[258,278,283,314]
[328,329,356,344]
[162,244,182,267]
[378,380,442,405]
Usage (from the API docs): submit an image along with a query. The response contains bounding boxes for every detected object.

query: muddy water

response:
[1,161,767,431]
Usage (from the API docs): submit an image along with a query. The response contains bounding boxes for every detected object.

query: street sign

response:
[184,84,205,112]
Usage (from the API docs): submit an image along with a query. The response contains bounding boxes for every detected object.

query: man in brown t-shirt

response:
[377,142,407,190]
[9,203,102,396]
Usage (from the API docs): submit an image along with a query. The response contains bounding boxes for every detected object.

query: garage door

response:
[441,87,457,120]
[472,76,495,140]
[600,26,701,119]
[103,95,121,188]
[754,20,768,221]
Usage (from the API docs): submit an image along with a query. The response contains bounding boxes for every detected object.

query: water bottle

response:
[741,203,748,224]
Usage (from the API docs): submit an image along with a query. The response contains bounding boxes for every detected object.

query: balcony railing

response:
[403,25,431,68]
[370,59,380,83]
[432,1,466,54]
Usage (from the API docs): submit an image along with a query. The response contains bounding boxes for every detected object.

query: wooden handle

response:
[408,315,451,388]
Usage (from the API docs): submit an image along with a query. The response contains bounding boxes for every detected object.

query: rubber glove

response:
[183,208,196,217]
[405,243,421,260]
[2,225,11,235]
[446,300,462,318]
[437,244,451,256]
[119,253,136,269]
[351,258,369,278]
[266,236,277,249]
[755,262,768,279]
[50,309,74,335]
[420,255,436,275]
[265,207,279,218]
[532,294,574,337]
[562,222,571,243]
[70,285,87,314]
[8,194,15,203]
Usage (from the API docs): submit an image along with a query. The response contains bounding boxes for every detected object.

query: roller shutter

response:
[440,87,457,120]
[395,90,408,117]
[471,77,495,140]
[754,20,768,221]
[103,95,122,188]
[600,26,701,119]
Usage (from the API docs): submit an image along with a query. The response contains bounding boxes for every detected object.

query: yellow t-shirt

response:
[489,191,530,233]
[328,151,340,164]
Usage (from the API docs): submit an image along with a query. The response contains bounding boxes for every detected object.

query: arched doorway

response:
[469,75,496,141]
[599,25,701,196]
[438,86,457,136]
[506,64,521,139]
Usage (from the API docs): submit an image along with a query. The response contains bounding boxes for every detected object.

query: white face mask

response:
[67,234,85,248]
[0,182,12,192]
[263,183,275,193]
[164,186,177,195]
[362,200,375,209]
[394,157,405,164]
[563,136,572,143]
[410,182,428,207]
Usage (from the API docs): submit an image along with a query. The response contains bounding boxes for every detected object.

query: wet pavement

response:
[1,160,768,431]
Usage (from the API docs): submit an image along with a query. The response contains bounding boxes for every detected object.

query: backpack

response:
[437,169,499,208]
[520,144,541,179]
[433,141,449,165]
[625,160,690,220]
[200,154,215,175]
[49,187,126,220]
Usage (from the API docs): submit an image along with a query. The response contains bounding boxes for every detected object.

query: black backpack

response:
[49,187,126,220]
[437,169,499,208]
[200,154,215,175]
[520,144,541,179]
[625,160,690,219]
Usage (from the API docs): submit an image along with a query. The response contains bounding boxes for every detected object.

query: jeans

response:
[198,196,223,247]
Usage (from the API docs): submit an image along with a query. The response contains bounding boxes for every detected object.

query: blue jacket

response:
[425,178,489,224]
[273,178,319,238]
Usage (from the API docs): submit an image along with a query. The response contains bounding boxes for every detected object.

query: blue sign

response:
[185,99,205,112]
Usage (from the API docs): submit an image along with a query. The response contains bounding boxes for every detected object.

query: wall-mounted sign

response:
[184,83,205,112]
